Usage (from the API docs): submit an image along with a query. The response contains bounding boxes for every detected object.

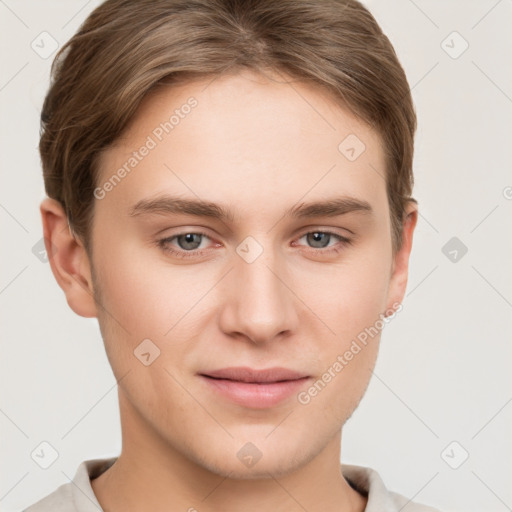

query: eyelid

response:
[295,225,352,239]
[294,223,355,237]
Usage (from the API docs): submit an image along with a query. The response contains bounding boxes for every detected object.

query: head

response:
[40,0,417,478]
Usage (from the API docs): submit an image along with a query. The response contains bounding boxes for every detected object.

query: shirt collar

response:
[72,458,403,512]
[342,463,401,511]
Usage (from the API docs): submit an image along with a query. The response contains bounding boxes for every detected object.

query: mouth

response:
[198,367,311,409]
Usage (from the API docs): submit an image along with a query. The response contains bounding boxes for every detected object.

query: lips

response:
[198,367,311,408]
[200,366,308,383]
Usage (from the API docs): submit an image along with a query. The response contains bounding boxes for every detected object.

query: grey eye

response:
[176,233,203,250]
[305,232,333,249]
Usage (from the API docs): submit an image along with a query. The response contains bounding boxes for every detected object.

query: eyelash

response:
[156,230,353,260]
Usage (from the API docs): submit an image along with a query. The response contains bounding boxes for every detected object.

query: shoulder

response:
[387,489,443,511]
[22,457,117,512]
[341,463,442,512]
[23,482,74,512]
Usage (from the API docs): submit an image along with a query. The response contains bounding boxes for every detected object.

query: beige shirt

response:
[23,457,441,511]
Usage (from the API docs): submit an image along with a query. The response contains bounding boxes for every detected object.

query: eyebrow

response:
[128,194,373,222]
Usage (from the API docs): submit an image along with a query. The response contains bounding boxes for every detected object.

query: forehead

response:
[95,69,387,220]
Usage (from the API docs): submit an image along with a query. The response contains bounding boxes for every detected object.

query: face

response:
[73,69,413,478]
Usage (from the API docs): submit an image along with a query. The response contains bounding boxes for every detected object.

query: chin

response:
[203,459,301,480]
[192,440,317,480]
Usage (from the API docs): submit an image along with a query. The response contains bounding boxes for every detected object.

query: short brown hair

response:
[40,0,416,255]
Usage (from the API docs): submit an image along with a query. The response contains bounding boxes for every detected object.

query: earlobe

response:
[40,197,98,318]
[385,203,418,312]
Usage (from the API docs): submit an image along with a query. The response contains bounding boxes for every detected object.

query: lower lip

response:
[199,375,311,409]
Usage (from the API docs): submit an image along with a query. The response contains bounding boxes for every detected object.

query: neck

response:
[91,391,367,512]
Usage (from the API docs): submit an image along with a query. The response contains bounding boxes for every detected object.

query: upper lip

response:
[200,367,309,383]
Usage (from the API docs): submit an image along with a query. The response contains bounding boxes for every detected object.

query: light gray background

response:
[1,1,511,511]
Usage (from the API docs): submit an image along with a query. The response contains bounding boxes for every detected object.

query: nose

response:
[217,241,299,345]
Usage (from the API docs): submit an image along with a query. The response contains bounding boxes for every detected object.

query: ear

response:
[40,197,98,318]
[385,201,418,313]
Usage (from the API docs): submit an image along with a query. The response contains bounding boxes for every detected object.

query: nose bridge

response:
[219,235,298,343]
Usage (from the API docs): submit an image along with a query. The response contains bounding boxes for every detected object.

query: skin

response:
[41,68,417,512]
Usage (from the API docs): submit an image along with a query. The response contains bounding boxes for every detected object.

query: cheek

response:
[92,231,201,337]
[307,248,392,339]
[299,262,387,419]
[298,240,391,406]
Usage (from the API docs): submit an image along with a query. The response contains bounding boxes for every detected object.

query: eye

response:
[170,232,206,251]
[293,230,352,256]
[299,231,340,249]
[157,231,216,259]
